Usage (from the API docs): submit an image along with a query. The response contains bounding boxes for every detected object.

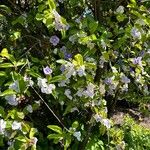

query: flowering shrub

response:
[0,0,150,149]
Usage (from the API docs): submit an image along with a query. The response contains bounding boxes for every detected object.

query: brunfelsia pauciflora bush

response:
[0,0,150,149]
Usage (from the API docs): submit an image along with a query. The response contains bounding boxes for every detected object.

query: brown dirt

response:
[111,106,150,129]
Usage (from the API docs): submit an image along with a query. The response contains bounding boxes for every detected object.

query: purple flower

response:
[64,53,72,59]
[43,66,52,75]
[140,50,145,57]
[50,35,60,46]
[104,78,113,85]
[132,57,142,65]
[60,65,65,72]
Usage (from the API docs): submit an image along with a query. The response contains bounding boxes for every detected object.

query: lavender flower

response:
[102,119,111,129]
[77,65,86,77]
[9,80,19,93]
[132,57,142,65]
[50,35,60,46]
[60,46,67,53]
[43,66,52,75]
[131,27,141,39]
[64,53,72,59]
[94,114,102,122]
[60,65,66,72]
[83,83,95,98]
[121,75,130,84]
[5,95,18,106]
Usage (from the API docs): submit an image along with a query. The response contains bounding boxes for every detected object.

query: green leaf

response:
[0,106,5,117]
[0,71,7,76]
[89,21,98,33]
[27,70,41,78]
[16,136,28,143]
[0,89,16,97]
[74,54,84,66]
[56,59,67,64]
[36,13,44,21]
[47,125,62,134]
[0,63,14,68]
[64,134,71,150]
[72,121,79,129]
[0,5,11,13]
[102,52,109,61]
[0,48,9,59]
[48,0,56,11]
[85,63,96,70]
[50,75,66,83]
[47,134,63,140]
[29,128,37,138]
[15,59,27,67]
[17,112,24,119]
[130,0,136,4]
[0,58,3,63]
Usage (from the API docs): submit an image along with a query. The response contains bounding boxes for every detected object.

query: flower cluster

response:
[37,78,55,94]
[94,114,111,129]
[52,10,69,31]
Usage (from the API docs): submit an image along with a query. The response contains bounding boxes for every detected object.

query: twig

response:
[19,42,39,59]
[31,86,69,132]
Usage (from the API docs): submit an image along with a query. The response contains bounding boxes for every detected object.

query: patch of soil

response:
[110,101,150,129]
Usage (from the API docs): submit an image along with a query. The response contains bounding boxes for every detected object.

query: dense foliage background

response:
[0,0,150,149]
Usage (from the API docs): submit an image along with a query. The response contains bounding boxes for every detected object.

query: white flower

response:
[52,10,61,20]
[71,107,79,112]
[58,79,70,87]
[76,88,84,97]
[37,78,47,88]
[99,83,106,95]
[69,35,77,43]
[58,0,64,3]
[65,62,76,79]
[131,27,141,39]
[41,84,55,94]
[29,137,38,146]
[122,84,129,92]
[26,105,33,113]
[99,56,106,68]
[77,65,86,77]
[116,6,124,14]
[37,78,55,94]
[83,83,95,98]
[12,121,21,130]
[94,114,102,122]
[87,42,95,49]
[5,95,18,106]
[136,19,145,25]
[64,89,73,100]
[102,119,111,129]
[101,40,106,50]
[0,119,6,134]
[24,76,34,86]
[73,131,81,141]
